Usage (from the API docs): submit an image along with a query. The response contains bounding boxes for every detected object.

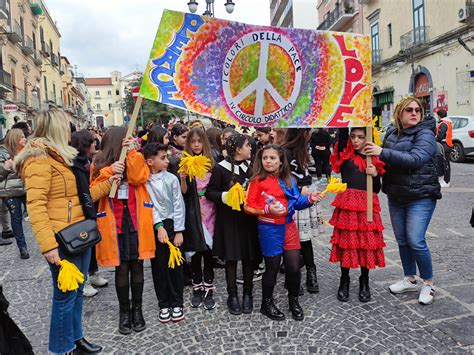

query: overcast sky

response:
[46,0,271,78]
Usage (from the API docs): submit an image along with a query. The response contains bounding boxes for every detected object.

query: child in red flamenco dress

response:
[329,128,386,303]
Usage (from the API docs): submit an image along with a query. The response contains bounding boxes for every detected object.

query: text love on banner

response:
[140,10,372,128]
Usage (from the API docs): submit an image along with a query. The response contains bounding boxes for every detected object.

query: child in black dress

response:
[206,134,260,315]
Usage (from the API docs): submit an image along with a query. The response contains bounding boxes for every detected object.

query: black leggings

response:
[191,249,214,285]
[300,240,315,268]
[262,250,301,299]
[341,266,369,279]
[115,259,144,306]
[225,259,253,294]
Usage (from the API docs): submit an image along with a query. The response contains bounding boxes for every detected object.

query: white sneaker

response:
[83,279,98,297]
[389,278,419,294]
[89,273,109,287]
[419,284,435,305]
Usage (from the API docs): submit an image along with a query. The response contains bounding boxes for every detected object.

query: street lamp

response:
[187,0,235,17]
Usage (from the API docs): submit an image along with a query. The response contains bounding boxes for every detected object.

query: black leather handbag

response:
[56,219,101,255]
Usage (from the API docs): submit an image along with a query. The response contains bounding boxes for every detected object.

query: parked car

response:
[448,116,474,163]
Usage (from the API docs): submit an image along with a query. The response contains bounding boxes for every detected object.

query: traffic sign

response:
[132,87,140,101]
[3,105,18,112]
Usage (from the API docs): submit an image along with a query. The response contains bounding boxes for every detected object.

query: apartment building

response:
[85,71,124,128]
[317,0,362,32]
[362,0,474,122]
[270,0,318,29]
[0,0,43,129]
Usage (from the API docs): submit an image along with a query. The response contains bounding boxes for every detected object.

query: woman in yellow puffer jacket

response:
[15,108,122,355]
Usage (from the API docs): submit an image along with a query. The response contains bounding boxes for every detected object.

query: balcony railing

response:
[28,96,40,110]
[372,48,383,65]
[21,35,34,56]
[13,88,27,105]
[0,69,12,91]
[317,1,356,31]
[0,0,10,20]
[40,41,50,57]
[51,53,59,66]
[33,50,43,66]
[400,26,430,51]
[7,20,23,44]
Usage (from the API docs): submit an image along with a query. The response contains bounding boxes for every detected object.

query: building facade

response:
[270,0,318,29]
[0,0,43,130]
[317,0,362,32]
[363,0,474,123]
[85,71,124,128]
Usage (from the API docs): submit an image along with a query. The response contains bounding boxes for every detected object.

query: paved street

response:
[1,161,473,354]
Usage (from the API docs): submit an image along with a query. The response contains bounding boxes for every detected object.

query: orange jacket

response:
[436,119,453,147]
[91,149,155,267]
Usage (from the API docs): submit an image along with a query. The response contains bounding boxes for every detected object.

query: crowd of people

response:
[0,96,446,354]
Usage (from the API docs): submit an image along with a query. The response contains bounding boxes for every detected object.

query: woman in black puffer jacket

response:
[364,96,440,306]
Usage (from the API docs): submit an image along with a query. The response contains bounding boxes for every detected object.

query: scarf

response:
[71,154,96,220]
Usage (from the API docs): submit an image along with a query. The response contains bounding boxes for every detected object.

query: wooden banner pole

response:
[109,96,144,198]
[366,126,373,222]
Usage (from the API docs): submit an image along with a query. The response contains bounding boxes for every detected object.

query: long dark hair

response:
[170,123,189,148]
[281,128,311,170]
[252,144,292,188]
[147,124,168,145]
[91,126,127,179]
[71,129,94,156]
[206,127,222,152]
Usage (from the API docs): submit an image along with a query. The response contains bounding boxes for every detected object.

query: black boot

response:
[337,276,350,302]
[74,337,103,353]
[227,292,241,315]
[260,297,285,321]
[131,302,146,332]
[306,265,319,293]
[359,276,371,302]
[288,295,304,321]
[118,303,132,335]
[242,290,253,314]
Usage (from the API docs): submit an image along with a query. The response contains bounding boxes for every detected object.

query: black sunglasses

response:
[404,107,421,113]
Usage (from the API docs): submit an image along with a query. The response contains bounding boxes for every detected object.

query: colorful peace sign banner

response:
[140,10,372,127]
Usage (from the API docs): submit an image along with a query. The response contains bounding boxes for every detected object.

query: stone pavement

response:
[1,161,473,354]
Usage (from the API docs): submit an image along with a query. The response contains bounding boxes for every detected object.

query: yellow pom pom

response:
[57,260,84,292]
[166,240,184,269]
[321,177,347,196]
[372,117,383,146]
[178,152,211,181]
[225,183,246,211]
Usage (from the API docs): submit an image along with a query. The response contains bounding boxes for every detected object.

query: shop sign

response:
[3,105,19,112]
[415,74,430,97]
[433,90,448,113]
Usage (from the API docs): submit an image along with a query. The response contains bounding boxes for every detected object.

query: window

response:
[53,84,56,103]
[32,32,37,50]
[107,90,112,97]
[370,22,380,63]
[96,103,101,110]
[413,0,426,43]
[40,27,44,44]
[19,17,24,42]
[116,89,120,95]
[95,90,100,97]
[387,23,392,47]
[43,77,48,100]
[108,103,112,110]
[49,40,53,55]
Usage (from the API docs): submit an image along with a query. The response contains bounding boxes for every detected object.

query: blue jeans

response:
[388,198,436,280]
[48,247,91,354]
[3,196,27,251]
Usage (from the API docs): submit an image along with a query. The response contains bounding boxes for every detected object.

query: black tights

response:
[300,240,315,268]
[262,250,301,299]
[225,259,254,294]
[115,259,144,307]
[341,266,369,279]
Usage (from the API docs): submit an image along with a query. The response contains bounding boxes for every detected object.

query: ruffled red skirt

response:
[329,188,385,269]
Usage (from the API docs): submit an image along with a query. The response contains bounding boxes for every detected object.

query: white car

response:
[448,116,474,162]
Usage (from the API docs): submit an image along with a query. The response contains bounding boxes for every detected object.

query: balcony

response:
[317,1,357,31]
[0,0,10,20]
[372,48,383,65]
[40,41,50,57]
[28,96,40,110]
[33,50,43,66]
[7,20,23,44]
[13,88,27,105]
[51,53,59,66]
[0,69,12,94]
[400,26,430,51]
[59,63,65,75]
[21,36,34,56]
